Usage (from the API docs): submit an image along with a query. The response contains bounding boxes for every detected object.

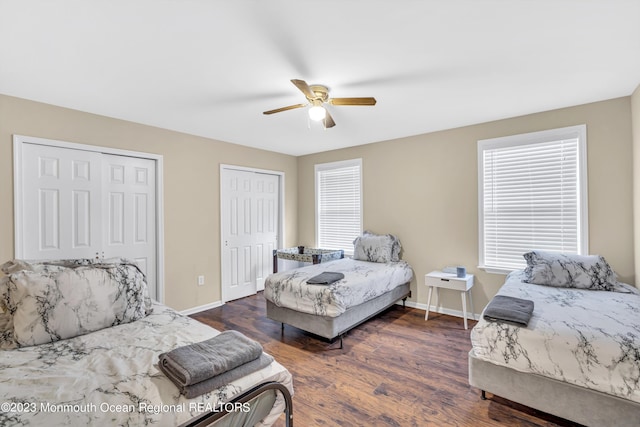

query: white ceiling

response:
[1,1,639,156]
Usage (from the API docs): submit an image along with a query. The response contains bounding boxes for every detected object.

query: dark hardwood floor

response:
[191,292,583,427]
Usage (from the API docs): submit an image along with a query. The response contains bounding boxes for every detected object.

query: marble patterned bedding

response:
[471,270,640,403]
[0,302,293,426]
[264,258,413,317]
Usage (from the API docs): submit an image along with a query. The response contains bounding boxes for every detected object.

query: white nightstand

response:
[425,270,475,329]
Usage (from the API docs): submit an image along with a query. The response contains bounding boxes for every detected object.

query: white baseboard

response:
[396,300,479,321]
[180,300,223,316]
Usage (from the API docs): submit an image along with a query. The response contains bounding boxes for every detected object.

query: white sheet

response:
[264,258,413,317]
[0,303,292,426]
[471,271,640,403]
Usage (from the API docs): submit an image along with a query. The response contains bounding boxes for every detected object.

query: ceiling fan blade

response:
[291,79,318,99]
[324,110,336,128]
[329,97,377,106]
[263,103,306,115]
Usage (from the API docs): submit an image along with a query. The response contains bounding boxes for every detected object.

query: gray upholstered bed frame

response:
[468,349,640,426]
[266,282,411,348]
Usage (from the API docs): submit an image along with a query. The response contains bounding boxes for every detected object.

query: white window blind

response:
[315,159,362,255]
[478,125,588,271]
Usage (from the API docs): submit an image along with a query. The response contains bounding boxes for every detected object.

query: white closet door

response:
[18,142,159,302]
[221,169,280,301]
[22,144,103,260]
[102,154,157,300]
[253,172,279,291]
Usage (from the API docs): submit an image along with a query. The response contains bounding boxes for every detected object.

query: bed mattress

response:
[264,258,413,317]
[0,302,293,426]
[470,270,640,404]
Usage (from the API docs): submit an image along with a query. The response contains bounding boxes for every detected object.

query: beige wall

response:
[633,83,640,281]
[297,97,634,313]
[2,93,635,315]
[0,94,298,311]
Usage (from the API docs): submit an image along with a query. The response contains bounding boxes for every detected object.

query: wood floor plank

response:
[191,292,584,427]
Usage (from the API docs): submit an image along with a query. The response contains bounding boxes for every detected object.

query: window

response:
[315,159,362,255]
[478,125,588,272]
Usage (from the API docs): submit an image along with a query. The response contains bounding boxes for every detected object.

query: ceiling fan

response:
[263,79,376,128]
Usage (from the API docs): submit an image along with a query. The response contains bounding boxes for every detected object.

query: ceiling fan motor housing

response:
[308,85,329,102]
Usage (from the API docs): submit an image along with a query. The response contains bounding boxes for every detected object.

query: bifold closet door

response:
[19,144,158,301]
[221,169,280,302]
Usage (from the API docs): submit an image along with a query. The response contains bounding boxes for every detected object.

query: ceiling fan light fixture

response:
[308,101,326,121]
[263,79,376,128]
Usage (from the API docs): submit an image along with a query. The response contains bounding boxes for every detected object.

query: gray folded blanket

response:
[160,353,274,399]
[483,295,535,327]
[307,271,345,285]
[158,330,263,386]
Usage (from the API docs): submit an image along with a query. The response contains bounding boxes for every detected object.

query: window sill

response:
[477,265,516,275]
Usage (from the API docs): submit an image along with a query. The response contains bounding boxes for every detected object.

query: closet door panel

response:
[102,155,157,300]
[22,144,102,260]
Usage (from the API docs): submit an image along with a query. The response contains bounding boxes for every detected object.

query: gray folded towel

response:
[158,330,263,386]
[181,353,274,398]
[483,295,534,327]
[307,272,345,285]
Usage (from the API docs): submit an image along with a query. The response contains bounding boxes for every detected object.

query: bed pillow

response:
[353,231,402,263]
[1,258,94,275]
[523,251,618,291]
[1,258,152,314]
[4,262,150,347]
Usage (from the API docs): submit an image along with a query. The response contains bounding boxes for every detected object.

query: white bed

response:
[0,259,293,426]
[264,257,413,346]
[470,269,640,426]
[265,257,413,317]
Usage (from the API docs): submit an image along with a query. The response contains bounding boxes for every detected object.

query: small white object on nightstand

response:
[425,270,475,329]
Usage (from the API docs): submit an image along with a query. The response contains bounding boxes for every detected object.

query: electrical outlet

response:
[197,275,205,286]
